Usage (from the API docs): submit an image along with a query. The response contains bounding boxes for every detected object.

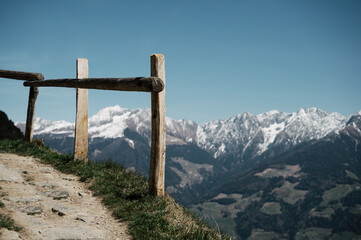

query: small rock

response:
[58,211,65,216]
[37,182,59,188]
[12,197,41,203]
[51,208,65,216]
[78,192,87,197]
[20,205,42,215]
[43,190,69,199]
[76,217,86,222]
[62,177,76,181]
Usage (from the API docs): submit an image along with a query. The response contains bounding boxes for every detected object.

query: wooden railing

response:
[0,54,166,196]
[0,69,44,142]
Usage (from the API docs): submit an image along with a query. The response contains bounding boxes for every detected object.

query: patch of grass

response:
[0,213,22,232]
[321,184,353,206]
[190,201,239,237]
[260,202,282,215]
[329,231,361,240]
[0,139,230,240]
[295,227,332,240]
[345,170,358,180]
[272,180,308,204]
[248,229,282,240]
[0,200,4,208]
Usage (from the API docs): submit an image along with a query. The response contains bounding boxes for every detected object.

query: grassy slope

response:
[0,139,231,240]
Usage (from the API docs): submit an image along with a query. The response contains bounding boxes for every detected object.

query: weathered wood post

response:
[73,58,88,161]
[149,54,166,196]
[0,69,44,142]
[25,86,39,142]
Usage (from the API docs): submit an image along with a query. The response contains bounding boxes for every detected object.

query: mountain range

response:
[15,106,361,239]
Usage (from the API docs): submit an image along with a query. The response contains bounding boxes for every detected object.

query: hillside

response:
[0,139,230,240]
[190,115,361,239]
[0,110,23,140]
[12,106,361,239]
[17,107,361,205]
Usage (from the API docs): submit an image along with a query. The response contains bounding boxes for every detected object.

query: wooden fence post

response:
[74,58,88,161]
[149,54,166,196]
[0,69,44,142]
[24,86,39,142]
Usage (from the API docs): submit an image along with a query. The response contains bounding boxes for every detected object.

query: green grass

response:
[345,170,358,180]
[295,227,332,240]
[272,180,308,204]
[321,184,353,206]
[329,231,361,240]
[260,202,282,215]
[0,213,22,232]
[0,139,231,240]
[248,229,282,240]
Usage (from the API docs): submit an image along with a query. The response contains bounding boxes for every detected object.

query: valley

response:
[15,106,361,239]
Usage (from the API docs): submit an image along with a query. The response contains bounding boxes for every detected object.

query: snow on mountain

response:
[342,111,361,139]
[280,108,346,141]
[16,105,199,146]
[197,112,261,158]
[88,105,151,139]
[16,118,75,137]
[88,105,199,145]
[15,105,357,159]
[197,108,348,158]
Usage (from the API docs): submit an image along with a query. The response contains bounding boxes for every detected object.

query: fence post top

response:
[151,54,164,59]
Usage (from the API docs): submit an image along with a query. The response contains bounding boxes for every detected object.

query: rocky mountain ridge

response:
[13,106,361,239]
[15,106,356,157]
[14,106,360,204]
[191,112,361,239]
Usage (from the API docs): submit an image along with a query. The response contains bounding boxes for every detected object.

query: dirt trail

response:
[0,153,131,240]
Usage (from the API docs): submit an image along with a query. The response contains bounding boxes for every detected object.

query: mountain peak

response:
[264,109,280,115]
[14,106,358,161]
[256,110,283,122]
[235,112,253,119]
[91,105,128,118]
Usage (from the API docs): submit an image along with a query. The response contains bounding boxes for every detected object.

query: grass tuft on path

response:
[0,213,22,232]
[0,139,231,240]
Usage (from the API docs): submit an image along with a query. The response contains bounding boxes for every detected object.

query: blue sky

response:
[0,0,360,124]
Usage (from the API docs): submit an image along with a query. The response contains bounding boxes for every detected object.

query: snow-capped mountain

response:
[197,108,349,159]
[17,105,198,146]
[16,106,357,160]
[192,111,361,239]
[10,107,361,239]
[14,106,361,206]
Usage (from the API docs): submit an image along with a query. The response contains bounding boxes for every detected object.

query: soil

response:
[0,153,131,240]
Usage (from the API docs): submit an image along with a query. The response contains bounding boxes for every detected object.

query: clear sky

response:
[0,0,360,124]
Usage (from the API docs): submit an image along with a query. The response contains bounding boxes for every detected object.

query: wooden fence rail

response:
[0,69,44,142]
[22,54,166,196]
[0,69,44,81]
[24,77,164,92]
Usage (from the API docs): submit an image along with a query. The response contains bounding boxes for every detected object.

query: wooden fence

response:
[0,69,44,142]
[0,54,166,196]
